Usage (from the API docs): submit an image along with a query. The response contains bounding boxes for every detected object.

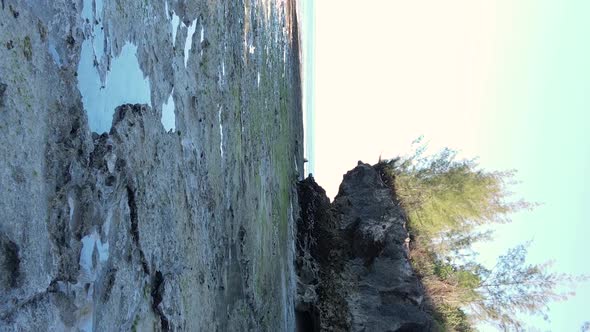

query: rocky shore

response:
[1,1,436,331]
[1,0,302,330]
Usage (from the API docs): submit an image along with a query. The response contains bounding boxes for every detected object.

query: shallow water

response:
[184,19,198,68]
[78,0,151,133]
[78,42,151,133]
[162,89,176,132]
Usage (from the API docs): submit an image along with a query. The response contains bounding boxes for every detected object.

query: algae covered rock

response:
[0,0,302,330]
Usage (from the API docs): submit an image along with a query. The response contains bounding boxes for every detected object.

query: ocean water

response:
[301,0,315,176]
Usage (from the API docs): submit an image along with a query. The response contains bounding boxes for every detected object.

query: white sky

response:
[313,0,501,198]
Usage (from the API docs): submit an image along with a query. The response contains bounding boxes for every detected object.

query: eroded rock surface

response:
[296,163,434,332]
[0,0,302,331]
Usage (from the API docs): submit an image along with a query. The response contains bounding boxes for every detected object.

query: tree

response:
[386,143,531,238]
[471,243,578,330]
[377,140,582,331]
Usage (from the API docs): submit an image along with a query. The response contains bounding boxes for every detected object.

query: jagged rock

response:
[296,163,434,332]
[296,175,347,331]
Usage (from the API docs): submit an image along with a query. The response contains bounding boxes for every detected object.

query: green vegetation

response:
[377,139,584,331]
[23,36,32,61]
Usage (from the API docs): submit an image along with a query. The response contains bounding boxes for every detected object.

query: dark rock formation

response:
[296,162,434,332]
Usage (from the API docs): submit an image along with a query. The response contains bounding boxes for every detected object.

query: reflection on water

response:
[184,19,198,68]
[162,89,176,132]
[77,41,151,133]
[78,0,152,134]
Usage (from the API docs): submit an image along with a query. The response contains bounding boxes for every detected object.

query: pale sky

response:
[313,1,501,198]
[307,0,590,330]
